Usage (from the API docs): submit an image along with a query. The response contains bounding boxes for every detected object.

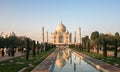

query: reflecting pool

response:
[51,48,100,72]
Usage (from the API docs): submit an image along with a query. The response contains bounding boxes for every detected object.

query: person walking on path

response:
[4,47,7,56]
[1,48,4,57]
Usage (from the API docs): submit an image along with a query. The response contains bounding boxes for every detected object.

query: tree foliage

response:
[82,36,90,51]
[0,32,33,49]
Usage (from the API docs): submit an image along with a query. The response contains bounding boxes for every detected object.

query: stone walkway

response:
[92,50,120,57]
[31,49,59,72]
[0,52,24,62]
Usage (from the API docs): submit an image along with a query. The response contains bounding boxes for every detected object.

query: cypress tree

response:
[32,40,36,57]
[114,39,118,58]
[36,41,39,55]
[87,42,90,52]
[26,39,30,61]
[103,39,107,57]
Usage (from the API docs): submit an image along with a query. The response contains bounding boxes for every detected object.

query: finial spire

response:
[61,20,62,24]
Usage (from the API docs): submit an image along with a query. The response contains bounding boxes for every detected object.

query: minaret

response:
[78,27,81,43]
[46,31,48,43]
[70,33,72,43]
[42,27,44,43]
[74,31,76,44]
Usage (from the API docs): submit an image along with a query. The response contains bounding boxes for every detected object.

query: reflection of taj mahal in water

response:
[41,21,81,44]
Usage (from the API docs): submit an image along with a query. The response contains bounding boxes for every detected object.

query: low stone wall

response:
[75,51,120,72]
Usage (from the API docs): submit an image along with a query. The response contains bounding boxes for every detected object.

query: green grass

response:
[0,48,55,72]
[75,49,120,68]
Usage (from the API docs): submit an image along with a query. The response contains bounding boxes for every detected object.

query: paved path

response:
[91,50,120,57]
[0,52,24,62]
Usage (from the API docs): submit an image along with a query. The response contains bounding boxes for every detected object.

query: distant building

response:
[41,21,81,45]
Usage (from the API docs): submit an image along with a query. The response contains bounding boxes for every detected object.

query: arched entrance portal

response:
[59,35,64,43]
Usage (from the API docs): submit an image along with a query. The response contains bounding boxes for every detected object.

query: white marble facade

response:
[51,22,71,44]
[41,22,81,44]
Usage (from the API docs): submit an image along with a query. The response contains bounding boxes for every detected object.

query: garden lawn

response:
[0,48,55,72]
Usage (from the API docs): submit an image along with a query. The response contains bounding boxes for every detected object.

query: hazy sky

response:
[0,0,120,41]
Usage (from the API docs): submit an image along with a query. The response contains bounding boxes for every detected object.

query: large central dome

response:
[56,22,66,33]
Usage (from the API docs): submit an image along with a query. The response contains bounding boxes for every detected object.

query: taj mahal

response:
[41,21,81,45]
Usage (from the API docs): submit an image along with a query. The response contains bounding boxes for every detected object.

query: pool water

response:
[52,48,100,72]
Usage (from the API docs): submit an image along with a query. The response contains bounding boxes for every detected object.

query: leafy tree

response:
[91,31,99,40]
[90,31,100,53]
[0,36,5,48]
[115,32,120,38]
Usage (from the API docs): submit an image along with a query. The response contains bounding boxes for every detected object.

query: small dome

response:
[56,22,66,33]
